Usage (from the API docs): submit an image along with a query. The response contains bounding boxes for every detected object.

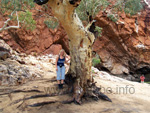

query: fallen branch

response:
[0,11,20,32]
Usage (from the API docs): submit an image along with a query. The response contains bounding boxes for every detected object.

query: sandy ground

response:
[0,71,150,113]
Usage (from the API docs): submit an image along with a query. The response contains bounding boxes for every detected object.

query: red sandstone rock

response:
[0,4,150,75]
[93,6,150,75]
[0,6,68,55]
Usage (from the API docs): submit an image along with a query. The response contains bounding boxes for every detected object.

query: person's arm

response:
[65,55,70,64]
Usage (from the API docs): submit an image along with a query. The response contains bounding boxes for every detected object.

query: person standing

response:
[55,49,70,89]
[140,75,145,83]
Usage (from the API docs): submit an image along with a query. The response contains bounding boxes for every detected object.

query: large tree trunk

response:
[35,0,111,104]
[47,0,95,103]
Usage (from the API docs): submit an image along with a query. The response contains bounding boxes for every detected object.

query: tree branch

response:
[144,0,150,8]
[0,11,20,32]
[85,20,96,31]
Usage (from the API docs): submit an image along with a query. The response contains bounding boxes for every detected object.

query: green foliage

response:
[18,10,36,30]
[145,82,150,84]
[107,14,118,22]
[76,0,143,22]
[92,58,101,67]
[112,0,143,16]
[0,0,35,12]
[113,0,124,12]
[124,0,143,15]
[76,0,108,37]
[0,0,144,32]
[94,26,102,37]
[76,0,109,22]
[92,54,101,66]
[0,0,36,30]
[44,18,59,30]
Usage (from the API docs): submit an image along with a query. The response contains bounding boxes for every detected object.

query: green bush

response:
[107,14,118,22]
[145,82,150,84]
[94,26,103,37]
[18,10,36,31]
[92,58,101,66]
[0,0,36,31]
[76,0,109,22]
[124,0,143,16]
[44,18,59,30]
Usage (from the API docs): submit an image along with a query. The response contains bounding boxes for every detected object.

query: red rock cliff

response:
[93,3,150,79]
[0,6,69,55]
[0,3,150,79]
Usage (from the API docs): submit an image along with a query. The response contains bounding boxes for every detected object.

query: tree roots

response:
[4,75,112,111]
[0,89,43,96]
[28,101,57,107]
[65,74,112,104]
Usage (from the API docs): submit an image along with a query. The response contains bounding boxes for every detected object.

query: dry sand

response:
[0,71,150,113]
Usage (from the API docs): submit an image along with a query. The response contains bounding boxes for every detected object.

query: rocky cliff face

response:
[0,3,150,81]
[0,6,69,55]
[93,4,150,81]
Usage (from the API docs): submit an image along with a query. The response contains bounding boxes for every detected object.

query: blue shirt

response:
[57,55,65,66]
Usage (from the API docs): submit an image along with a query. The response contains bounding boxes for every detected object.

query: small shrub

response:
[44,18,59,30]
[94,26,103,37]
[92,58,101,67]
[107,14,118,22]
[76,0,109,22]
[18,10,36,31]
[124,0,143,16]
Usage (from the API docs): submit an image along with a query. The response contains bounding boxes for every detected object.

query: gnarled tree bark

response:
[34,0,111,104]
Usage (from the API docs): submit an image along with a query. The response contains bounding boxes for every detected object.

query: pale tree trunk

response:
[35,0,111,104]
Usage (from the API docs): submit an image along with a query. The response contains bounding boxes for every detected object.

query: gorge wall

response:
[0,3,150,81]
[0,5,69,55]
[93,3,150,81]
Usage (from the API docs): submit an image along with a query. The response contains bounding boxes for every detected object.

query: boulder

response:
[0,52,10,60]
[0,46,10,60]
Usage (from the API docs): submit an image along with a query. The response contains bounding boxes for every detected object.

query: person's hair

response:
[59,49,66,57]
